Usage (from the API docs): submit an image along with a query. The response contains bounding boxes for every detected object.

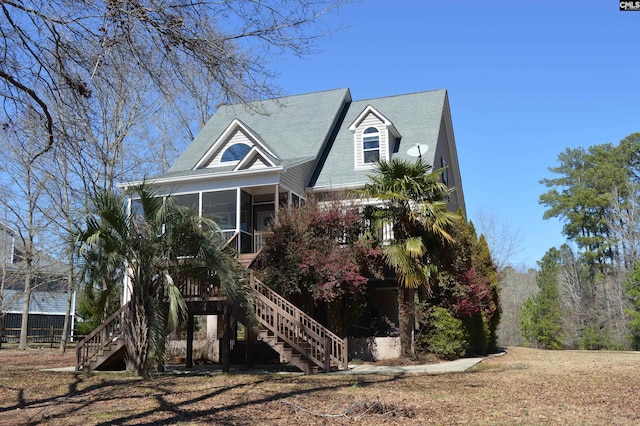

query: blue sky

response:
[273,1,640,269]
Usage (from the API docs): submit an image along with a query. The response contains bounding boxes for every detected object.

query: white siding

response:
[205,130,254,168]
[281,161,315,194]
[246,156,270,170]
[354,113,388,169]
[153,172,281,196]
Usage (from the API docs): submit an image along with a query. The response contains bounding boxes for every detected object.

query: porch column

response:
[222,305,231,373]
[236,188,241,251]
[186,314,194,369]
[245,327,254,369]
[206,315,220,362]
[122,272,133,306]
[274,185,279,221]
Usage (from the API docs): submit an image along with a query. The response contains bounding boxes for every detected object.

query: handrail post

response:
[343,337,348,370]
[324,336,330,372]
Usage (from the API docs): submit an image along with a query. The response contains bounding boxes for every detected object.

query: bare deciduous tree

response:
[474,209,523,273]
[0,118,53,349]
[609,182,640,272]
[496,266,537,347]
[1,0,346,163]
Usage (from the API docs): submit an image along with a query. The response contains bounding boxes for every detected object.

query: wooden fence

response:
[0,326,76,347]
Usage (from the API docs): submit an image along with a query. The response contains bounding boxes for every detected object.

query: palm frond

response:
[164,273,187,331]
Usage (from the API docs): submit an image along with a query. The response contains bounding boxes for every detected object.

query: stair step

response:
[238,253,259,268]
[80,337,126,372]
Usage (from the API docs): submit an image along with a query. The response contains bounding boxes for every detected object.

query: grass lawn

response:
[0,346,639,425]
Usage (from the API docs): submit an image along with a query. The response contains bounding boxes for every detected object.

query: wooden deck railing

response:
[254,231,266,252]
[250,276,348,371]
[174,273,223,300]
[76,302,129,370]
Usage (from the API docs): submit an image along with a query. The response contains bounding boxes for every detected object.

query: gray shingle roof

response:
[311,90,446,189]
[152,88,451,195]
[167,88,351,173]
[3,289,69,314]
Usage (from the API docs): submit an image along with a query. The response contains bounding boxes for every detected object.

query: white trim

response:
[193,119,279,170]
[234,146,278,171]
[120,166,286,189]
[362,127,381,165]
[348,105,401,138]
[309,181,368,192]
[353,123,382,171]
[236,188,241,236]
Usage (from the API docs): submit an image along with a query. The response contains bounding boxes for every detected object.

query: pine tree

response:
[519,247,564,349]
[624,262,640,350]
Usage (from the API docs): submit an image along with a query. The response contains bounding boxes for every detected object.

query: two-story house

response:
[82,88,465,373]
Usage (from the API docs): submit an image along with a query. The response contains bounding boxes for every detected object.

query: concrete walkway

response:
[333,357,484,375]
[49,357,485,375]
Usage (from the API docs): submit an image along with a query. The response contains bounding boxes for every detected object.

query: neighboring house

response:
[107,88,466,371]
[0,221,21,265]
[0,222,75,343]
[2,286,76,343]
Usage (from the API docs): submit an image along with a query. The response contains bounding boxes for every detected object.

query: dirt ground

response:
[0,346,639,425]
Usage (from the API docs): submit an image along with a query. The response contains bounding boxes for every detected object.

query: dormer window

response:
[349,106,400,170]
[221,143,251,162]
[363,127,380,164]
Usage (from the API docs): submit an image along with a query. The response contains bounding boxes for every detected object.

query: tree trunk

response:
[398,285,415,357]
[186,314,194,369]
[223,306,231,373]
[19,272,32,350]
[59,263,74,353]
[125,301,150,377]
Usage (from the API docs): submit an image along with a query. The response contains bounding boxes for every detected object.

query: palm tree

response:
[361,158,459,357]
[77,185,250,377]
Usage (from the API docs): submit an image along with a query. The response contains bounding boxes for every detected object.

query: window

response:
[202,190,237,230]
[363,127,380,164]
[221,143,250,162]
[172,193,199,213]
[393,137,401,153]
[440,157,449,186]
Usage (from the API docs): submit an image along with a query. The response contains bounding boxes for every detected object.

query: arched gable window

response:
[363,127,380,164]
[221,143,251,162]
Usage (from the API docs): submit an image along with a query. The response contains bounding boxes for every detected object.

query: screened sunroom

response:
[131,184,302,254]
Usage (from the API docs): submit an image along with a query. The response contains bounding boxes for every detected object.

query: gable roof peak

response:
[348,104,401,138]
[193,118,279,170]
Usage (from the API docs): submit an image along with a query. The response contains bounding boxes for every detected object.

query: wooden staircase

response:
[250,276,348,374]
[76,274,349,374]
[76,302,128,372]
[238,252,260,269]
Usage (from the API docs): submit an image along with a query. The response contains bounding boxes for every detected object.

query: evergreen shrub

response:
[419,306,468,360]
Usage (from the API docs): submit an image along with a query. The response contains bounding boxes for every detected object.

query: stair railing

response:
[222,230,239,251]
[76,302,129,371]
[250,276,348,371]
